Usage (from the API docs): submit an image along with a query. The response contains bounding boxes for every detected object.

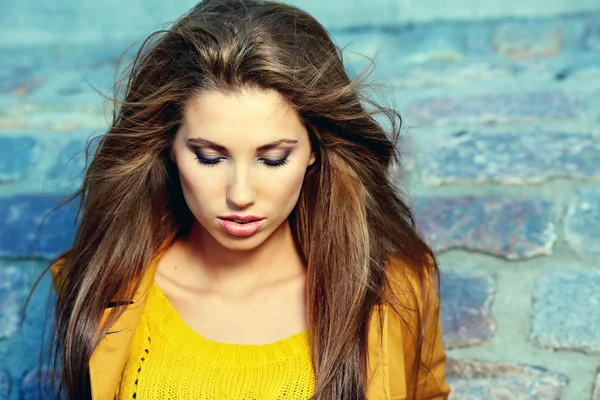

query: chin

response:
[213,231,269,252]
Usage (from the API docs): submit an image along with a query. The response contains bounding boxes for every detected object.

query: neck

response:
[180,220,306,297]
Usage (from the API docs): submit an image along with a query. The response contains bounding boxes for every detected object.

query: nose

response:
[226,164,256,209]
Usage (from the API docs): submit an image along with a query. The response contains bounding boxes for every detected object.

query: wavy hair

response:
[29,0,442,398]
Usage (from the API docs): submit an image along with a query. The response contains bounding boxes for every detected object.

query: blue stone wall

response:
[2,0,600,44]
[1,1,600,399]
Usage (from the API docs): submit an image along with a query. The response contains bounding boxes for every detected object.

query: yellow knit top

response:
[117,281,316,399]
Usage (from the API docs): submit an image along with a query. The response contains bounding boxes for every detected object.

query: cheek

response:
[265,166,307,212]
[177,161,224,213]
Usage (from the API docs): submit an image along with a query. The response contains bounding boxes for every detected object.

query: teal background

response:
[1,1,600,399]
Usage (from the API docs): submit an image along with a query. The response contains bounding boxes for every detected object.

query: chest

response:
[154,267,309,345]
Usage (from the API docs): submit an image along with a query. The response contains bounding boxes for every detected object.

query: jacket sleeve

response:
[388,257,451,400]
[49,255,68,294]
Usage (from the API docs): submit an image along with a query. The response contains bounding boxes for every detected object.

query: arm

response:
[388,257,451,399]
[404,279,450,399]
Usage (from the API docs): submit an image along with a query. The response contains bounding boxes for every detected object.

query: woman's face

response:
[171,87,315,251]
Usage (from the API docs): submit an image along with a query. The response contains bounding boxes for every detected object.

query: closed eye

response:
[195,153,224,166]
[194,153,289,168]
[261,157,289,167]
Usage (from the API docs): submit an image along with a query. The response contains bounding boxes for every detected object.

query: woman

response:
[43,0,451,398]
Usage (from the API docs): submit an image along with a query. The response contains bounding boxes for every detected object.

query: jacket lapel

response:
[89,256,159,400]
[87,232,176,400]
[366,303,391,399]
[365,301,407,400]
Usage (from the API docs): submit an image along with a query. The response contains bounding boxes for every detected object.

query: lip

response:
[217,215,265,237]
[218,214,264,222]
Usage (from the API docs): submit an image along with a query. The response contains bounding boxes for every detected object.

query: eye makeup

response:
[193,150,291,168]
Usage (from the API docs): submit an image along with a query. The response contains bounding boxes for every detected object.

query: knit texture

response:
[117,282,316,399]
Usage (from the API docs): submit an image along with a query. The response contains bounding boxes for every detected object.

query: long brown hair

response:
[31,0,442,398]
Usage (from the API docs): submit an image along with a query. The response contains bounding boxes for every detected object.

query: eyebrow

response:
[187,138,298,152]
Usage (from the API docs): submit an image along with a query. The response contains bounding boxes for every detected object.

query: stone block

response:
[0,370,8,400]
[465,24,494,55]
[440,270,495,349]
[564,188,600,255]
[0,136,40,182]
[493,22,563,59]
[389,134,417,185]
[413,196,556,260]
[0,69,45,96]
[388,24,464,65]
[592,368,600,400]
[407,91,583,125]
[446,358,568,399]
[390,62,509,89]
[47,139,93,190]
[583,22,600,52]
[21,367,59,400]
[22,70,109,106]
[0,195,78,259]
[422,132,600,185]
[331,29,389,65]
[0,102,106,132]
[531,271,600,353]
[0,265,29,339]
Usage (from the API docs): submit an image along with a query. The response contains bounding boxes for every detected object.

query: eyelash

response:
[194,154,289,168]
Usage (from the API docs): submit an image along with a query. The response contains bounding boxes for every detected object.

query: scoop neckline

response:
[145,280,311,366]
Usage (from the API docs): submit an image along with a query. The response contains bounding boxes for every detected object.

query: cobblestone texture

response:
[493,22,564,60]
[47,139,91,191]
[564,188,600,255]
[0,136,39,183]
[0,102,107,131]
[390,62,510,89]
[390,134,417,185]
[388,24,464,64]
[406,91,584,125]
[21,367,58,400]
[413,196,556,259]
[0,195,77,259]
[446,358,568,399]
[422,132,600,185]
[0,71,44,96]
[440,270,495,349]
[593,369,600,400]
[1,9,600,400]
[531,271,600,353]
[0,265,29,340]
[0,370,8,400]
[584,22,600,52]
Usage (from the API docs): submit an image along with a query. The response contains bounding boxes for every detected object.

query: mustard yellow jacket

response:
[49,246,450,400]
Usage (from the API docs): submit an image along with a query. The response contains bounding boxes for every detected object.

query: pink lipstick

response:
[217,215,265,237]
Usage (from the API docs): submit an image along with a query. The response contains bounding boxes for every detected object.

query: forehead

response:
[179,88,307,143]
